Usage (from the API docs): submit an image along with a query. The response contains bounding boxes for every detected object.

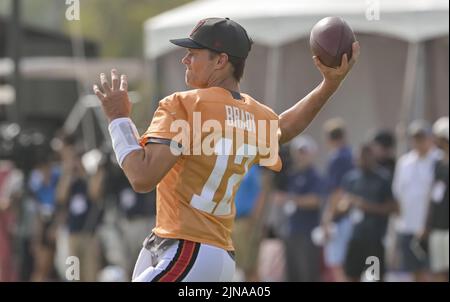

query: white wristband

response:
[108,117,142,168]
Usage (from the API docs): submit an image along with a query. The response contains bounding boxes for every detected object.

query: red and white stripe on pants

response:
[132,239,235,282]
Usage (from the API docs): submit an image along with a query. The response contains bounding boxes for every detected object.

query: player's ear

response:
[215,53,229,69]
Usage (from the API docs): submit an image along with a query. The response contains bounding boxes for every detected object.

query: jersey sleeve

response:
[139,94,187,147]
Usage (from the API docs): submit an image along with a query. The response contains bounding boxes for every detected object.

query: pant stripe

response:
[152,240,200,282]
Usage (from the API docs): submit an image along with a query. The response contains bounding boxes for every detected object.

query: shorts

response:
[429,229,449,273]
[324,217,353,267]
[132,233,236,282]
[397,233,428,272]
[344,236,385,280]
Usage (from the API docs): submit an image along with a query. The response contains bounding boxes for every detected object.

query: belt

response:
[227,250,236,261]
[143,233,177,265]
[143,233,236,264]
[143,233,175,250]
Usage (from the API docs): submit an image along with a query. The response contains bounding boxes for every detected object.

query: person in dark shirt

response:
[342,143,397,281]
[424,117,449,282]
[111,163,156,277]
[320,118,354,282]
[56,140,102,281]
[281,135,324,282]
[371,129,397,177]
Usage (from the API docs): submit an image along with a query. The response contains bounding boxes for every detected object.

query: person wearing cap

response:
[93,17,360,282]
[279,135,324,281]
[340,143,397,282]
[370,129,397,177]
[392,119,442,281]
[320,117,355,282]
[422,117,449,282]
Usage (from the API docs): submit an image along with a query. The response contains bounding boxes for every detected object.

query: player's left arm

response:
[94,69,179,193]
[121,143,178,193]
[278,41,360,145]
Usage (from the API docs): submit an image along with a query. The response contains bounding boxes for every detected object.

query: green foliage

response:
[66,0,194,57]
[1,0,193,58]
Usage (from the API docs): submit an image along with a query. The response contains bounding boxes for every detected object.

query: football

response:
[309,16,356,68]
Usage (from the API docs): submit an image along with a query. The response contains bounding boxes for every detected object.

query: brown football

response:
[310,16,356,68]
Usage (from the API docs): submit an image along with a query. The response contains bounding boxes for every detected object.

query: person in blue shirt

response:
[28,149,61,282]
[281,135,325,281]
[235,165,262,219]
[320,118,355,282]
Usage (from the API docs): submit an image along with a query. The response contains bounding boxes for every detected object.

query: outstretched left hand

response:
[93,69,131,123]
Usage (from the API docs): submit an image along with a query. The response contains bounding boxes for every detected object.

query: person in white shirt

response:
[423,117,449,282]
[392,120,442,281]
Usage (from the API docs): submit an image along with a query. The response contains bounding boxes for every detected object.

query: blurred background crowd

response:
[0,116,448,282]
[0,0,448,282]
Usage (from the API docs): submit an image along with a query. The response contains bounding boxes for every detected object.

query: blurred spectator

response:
[28,147,60,282]
[0,159,24,282]
[423,117,449,282]
[94,153,128,273]
[320,118,354,282]
[342,143,398,281]
[258,145,292,282]
[266,145,292,238]
[371,129,397,176]
[84,151,155,279]
[392,120,442,281]
[232,165,264,281]
[115,168,156,278]
[369,129,398,273]
[1,125,49,281]
[56,140,102,281]
[13,186,37,281]
[280,135,324,282]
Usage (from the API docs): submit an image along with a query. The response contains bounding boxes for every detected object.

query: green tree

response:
[67,0,194,57]
[1,0,193,58]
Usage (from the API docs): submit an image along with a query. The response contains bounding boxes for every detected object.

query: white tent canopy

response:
[145,0,449,59]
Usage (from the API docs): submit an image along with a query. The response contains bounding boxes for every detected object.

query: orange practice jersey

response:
[140,87,281,250]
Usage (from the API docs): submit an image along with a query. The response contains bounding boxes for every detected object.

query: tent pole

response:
[264,46,281,112]
[7,0,22,125]
[412,43,426,122]
[397,42,426,156]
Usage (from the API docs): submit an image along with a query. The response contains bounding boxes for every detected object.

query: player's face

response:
[181,48,216,88]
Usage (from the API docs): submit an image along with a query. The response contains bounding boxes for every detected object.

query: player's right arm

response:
[278,41,360,145]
